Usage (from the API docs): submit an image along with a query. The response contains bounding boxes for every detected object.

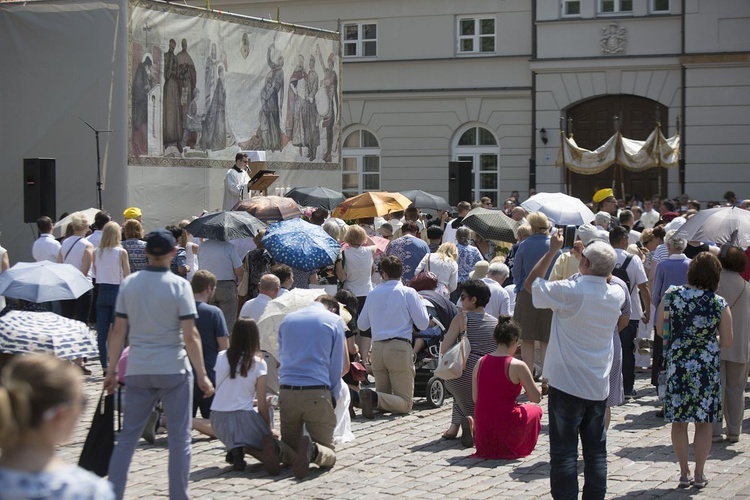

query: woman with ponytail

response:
[0,354,114,498]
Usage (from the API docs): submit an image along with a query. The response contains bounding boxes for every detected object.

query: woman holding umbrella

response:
[58,212,94,324]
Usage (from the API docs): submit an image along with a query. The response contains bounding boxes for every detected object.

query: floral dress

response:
[663,285,726,423]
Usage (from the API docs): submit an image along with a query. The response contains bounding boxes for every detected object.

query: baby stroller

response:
[413,290,457,408]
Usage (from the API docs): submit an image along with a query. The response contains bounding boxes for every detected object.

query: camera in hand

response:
[555,224,577,250]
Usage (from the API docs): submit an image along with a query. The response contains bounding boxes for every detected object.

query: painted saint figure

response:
[302,55,320,161]
[260,43,284,152]
[176,39,197,149]
[131,55,152,158]
[202,64,227,151]
[182,88,203,149]
[286,55,306,156]
[162,39,182,154]
[204,43,218,110]
[317,45,338,163]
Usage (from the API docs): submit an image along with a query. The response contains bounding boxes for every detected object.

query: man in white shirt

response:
[640,198,660,229]
[618,210,642,246]
[610,226,651,399]
[223,152,251,211]
[442,201,471,245]
[357,255,430,419]
[199,238,244,332]
[86,211,111,248]
[485,262,511,316]
[32,216,61,262]
[465,261,510,318]
[526,234,625,500]
[239,274,280,321]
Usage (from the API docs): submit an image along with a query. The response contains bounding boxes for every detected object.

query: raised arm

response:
[524,232,564,292]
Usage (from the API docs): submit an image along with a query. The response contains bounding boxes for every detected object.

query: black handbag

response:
[78,391,115,477]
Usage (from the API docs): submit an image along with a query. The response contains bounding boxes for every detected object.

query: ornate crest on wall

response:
[600,22,628,55]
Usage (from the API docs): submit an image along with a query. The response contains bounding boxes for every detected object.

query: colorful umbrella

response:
[185,211,265,241]
[399,190,452,212]
[341,235,390,255]
[462,207,520,243]
[521,192,596,226]
[234,195,303,222]
[0,261,93,302]
[261,218,341,271]
[285,186,346,211]
[673,207,750,247]
[0,310,98,360]
[331,192,412,220]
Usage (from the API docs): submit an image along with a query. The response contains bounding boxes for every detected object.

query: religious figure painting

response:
[128,0,341,169]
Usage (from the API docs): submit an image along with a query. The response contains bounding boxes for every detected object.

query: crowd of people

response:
[0,184,748,500]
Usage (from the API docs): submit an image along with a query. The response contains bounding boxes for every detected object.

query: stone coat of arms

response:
[600,22,628,54]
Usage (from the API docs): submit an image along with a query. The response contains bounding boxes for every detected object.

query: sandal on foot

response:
[678,475,693,488]
[460,416,474,448]
[441,431,458,440]
[694,475,707,488]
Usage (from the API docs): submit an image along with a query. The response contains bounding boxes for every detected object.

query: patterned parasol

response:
[0,310,98,360]
[261,218,341,271]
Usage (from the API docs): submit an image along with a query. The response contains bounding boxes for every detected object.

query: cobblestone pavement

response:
[60,367,750,499]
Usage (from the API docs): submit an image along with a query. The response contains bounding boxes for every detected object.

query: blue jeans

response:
[619,320,638,394]
[108,372,193,500]
[95,284,119,368]
[548,387,607,500]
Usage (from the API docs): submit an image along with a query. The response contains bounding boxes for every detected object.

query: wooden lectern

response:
[248,168,278,196]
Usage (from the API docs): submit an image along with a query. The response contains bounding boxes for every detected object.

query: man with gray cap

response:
[104,228,215,500]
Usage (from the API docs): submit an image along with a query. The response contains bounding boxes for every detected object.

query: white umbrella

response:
[673,206,750,247]
[53,208,99,237]
[521,192,596,226]
[0,261,93,302]
[256,288,326,359]
[0,310,98,360]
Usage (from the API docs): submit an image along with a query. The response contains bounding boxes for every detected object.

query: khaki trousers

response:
[278,388,336,468]
[713,359,749,437]
[371,339,415,414]
[210,280,238,333]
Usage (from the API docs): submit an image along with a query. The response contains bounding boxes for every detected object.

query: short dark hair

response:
[609,225,629,245]
[661,199,675,212]
[379,255,403,279]
[36,216,53,233]
[426,225,443,240]
[724,190,736,201]
[719,246,747,273]
[493,316,521,347]
[687,252,722,292]
[652,225,666,240]
[401,221,419,235]
[93,211,111,230]
[165,224,183,241]
[619,210,633,224]
[270,264,293,284]
[235,152,248,162]
[315,295,340,314]
[310,208,328,225]
[391,210,405,219]
[459,279,491,308]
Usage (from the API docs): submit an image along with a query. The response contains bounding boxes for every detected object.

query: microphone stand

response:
[80,118,112,210]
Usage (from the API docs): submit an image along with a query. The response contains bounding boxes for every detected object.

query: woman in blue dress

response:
[659,252,733,489]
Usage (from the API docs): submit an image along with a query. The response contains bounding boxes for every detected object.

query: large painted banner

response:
[129,0,341,169]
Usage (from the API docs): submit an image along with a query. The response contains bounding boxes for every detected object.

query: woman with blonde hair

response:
[0,354,114,498]
[122,219,147,273]
[414,242,458,297]
[512,212,558,392]
[93,221,130,369]
[58,211,95,323]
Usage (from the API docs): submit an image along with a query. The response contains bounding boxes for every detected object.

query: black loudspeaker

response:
[24,158,56,223]
[448,161,472,207]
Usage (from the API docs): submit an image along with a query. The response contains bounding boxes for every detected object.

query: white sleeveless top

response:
[186,243,199,282]
[61,236,93,280]
[95,247,126,285]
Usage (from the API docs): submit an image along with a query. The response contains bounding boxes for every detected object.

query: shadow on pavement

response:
[610,487,702,498]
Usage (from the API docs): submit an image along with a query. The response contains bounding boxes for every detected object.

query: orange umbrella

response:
[331,192,412,220]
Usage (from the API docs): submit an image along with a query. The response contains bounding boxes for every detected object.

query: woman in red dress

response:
[470,317,543,459]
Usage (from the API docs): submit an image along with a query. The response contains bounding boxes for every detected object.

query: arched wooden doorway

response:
[565,95,668,202]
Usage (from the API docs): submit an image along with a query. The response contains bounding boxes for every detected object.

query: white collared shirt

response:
[640,209,660,229]
[239,293,272,322]
[532,275,625,400]
[357,279,430,341]
[32,233,61,262]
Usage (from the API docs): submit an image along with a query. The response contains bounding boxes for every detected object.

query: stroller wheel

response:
[426,376,446,408]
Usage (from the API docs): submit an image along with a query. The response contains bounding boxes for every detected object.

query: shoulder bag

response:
[408,254,438,292]
[434,314,471,380]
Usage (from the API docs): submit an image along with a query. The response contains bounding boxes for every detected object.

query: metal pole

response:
[80,118,112,210]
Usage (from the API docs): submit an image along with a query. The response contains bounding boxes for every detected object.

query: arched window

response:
[341,128,381,198]
[452,125,499,204]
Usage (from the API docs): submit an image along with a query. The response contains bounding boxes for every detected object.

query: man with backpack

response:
[609,226,651,399]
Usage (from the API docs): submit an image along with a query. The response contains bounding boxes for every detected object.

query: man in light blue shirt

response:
[272,295,345,478]
[357,255,430,419]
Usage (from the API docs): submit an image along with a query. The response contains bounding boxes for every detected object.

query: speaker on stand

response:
[448,161,472,207]
[23,158,56,223]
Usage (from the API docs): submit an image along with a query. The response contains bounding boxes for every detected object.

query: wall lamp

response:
[539,128,548,145]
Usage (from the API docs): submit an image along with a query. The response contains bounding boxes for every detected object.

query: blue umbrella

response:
[261,219,341,272]
[0,311,98,360]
